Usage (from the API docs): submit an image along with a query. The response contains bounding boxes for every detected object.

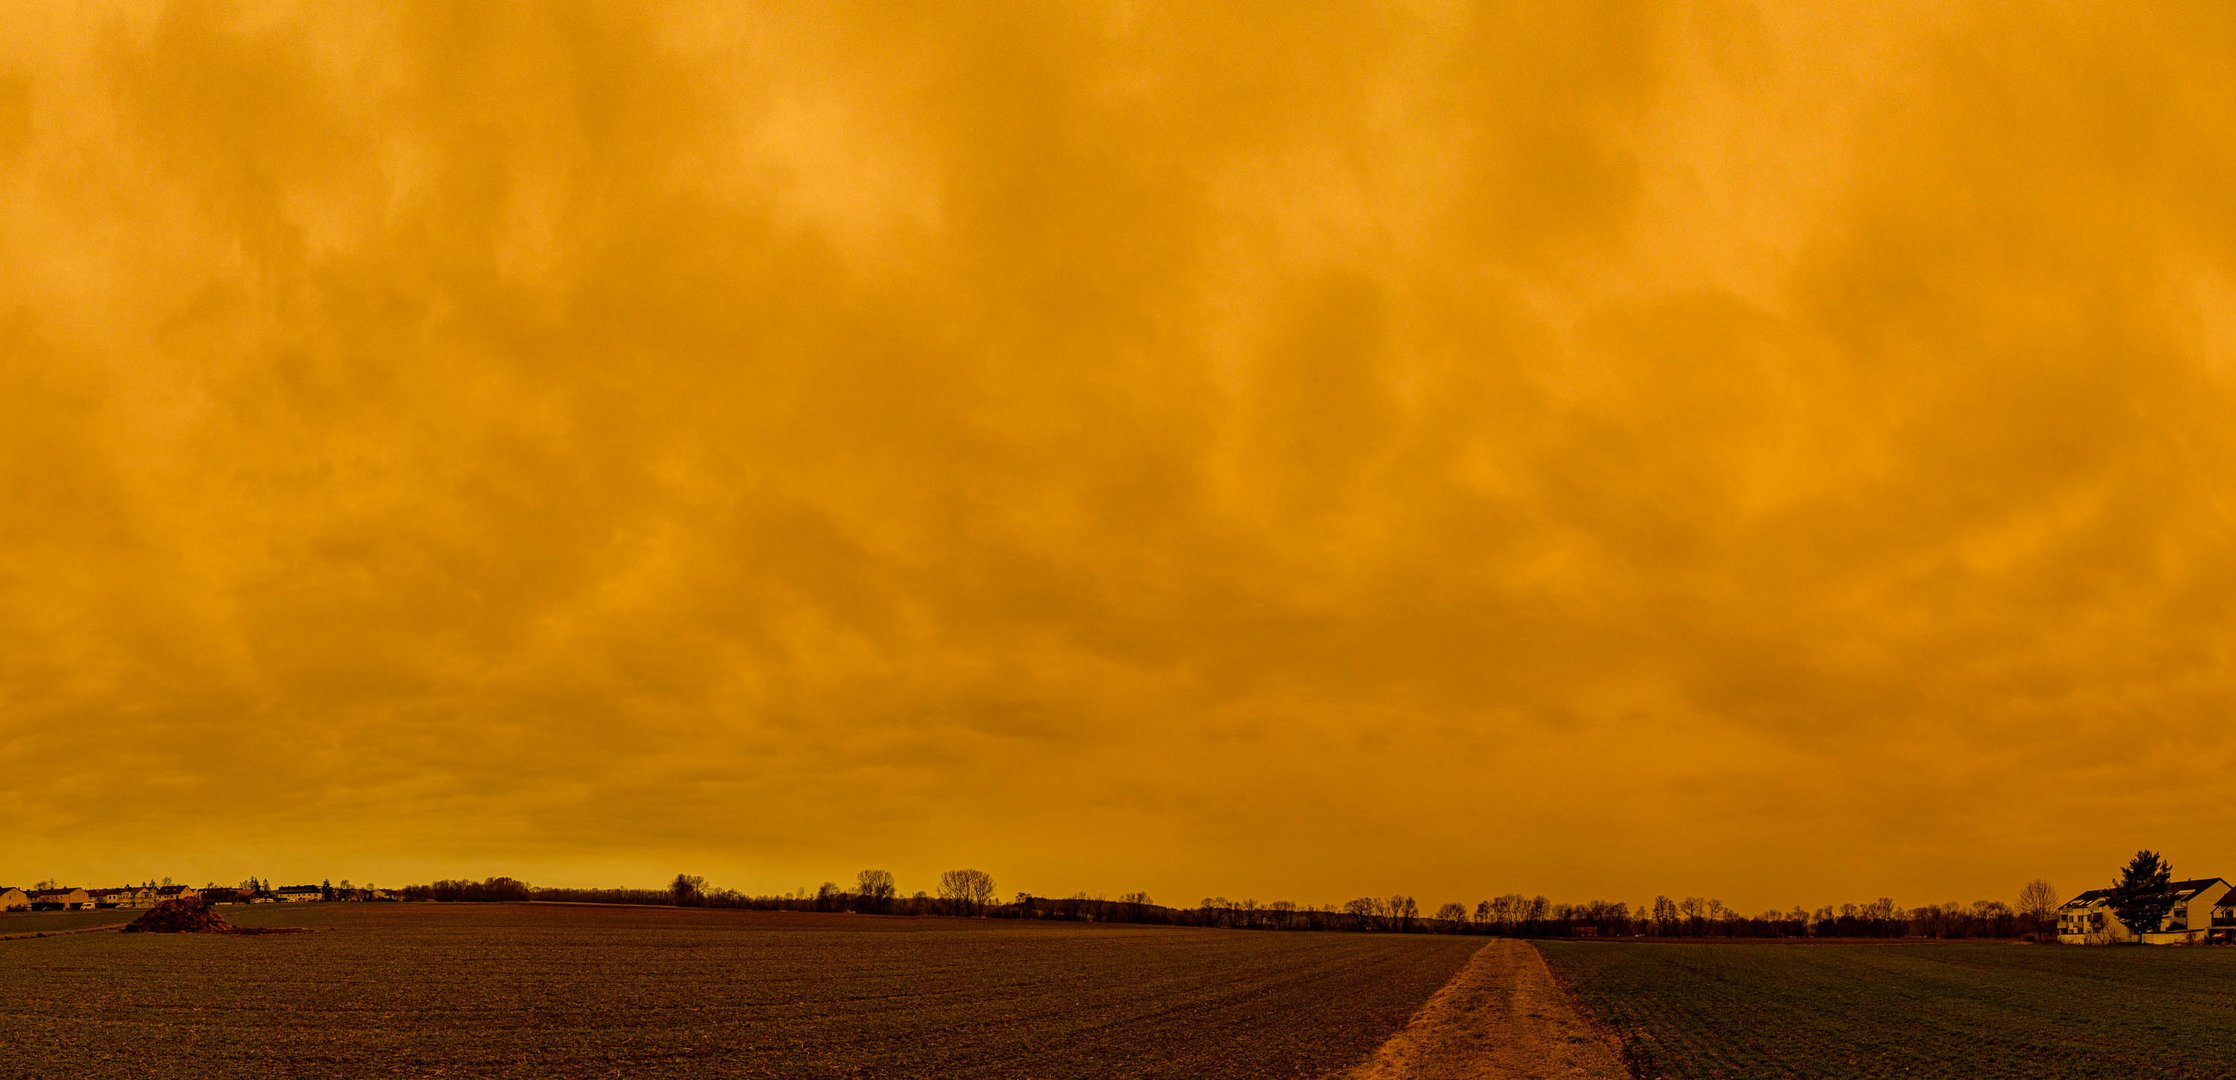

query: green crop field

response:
[0,903,1478,1077]
[1539,940,2236,1079]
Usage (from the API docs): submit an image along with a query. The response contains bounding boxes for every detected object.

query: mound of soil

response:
[124,897,237,933]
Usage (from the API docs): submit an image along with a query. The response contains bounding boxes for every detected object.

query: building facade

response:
[2057,878,2233,944]
[28,888,92,911]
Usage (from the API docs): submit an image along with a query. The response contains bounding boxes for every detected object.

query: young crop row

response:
[1539,940,2236,1079]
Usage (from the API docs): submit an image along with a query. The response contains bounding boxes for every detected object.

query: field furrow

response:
[1,903,1481,1078]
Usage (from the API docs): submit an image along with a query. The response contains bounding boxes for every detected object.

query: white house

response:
[275,885,324,903]
[0,887,28,912]
[2057,878,2232,944]
[28,888,91,911]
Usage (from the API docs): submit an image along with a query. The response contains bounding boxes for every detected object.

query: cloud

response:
[4,1,2235,909]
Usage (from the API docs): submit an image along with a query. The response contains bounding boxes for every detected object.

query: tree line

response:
[398,870,2069,940]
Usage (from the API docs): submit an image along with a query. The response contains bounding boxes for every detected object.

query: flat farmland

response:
[0,908,138,936]
[0,903,1481,1078]
[1539,939,2236,1079]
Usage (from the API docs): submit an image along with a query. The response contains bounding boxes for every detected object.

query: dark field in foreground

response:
[1,903,1480,1078]
[0,908,138,935]
[1539,939,2236,1079]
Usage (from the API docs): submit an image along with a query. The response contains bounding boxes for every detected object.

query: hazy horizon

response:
[7,2,2235,915]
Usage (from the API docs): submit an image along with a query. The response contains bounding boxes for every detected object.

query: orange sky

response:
[6,2,2236,912]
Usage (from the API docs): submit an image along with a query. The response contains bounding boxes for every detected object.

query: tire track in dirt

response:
[1346,939,1630,1079]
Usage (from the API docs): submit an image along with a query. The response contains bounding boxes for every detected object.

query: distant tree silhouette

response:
[1650,896,1679,935]
[854,869,896,914]
[1267,898,1296,929]
[671,873,707,906]
[937,869,996,916]
[2016,879,2059,939]
[2107,851,2178,943]
[1434,902,1469,929]
[1390,895,1419,932]
[1342,897,1379,929]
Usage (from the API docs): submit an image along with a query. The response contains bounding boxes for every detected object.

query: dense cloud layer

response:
[6,2,2236,909]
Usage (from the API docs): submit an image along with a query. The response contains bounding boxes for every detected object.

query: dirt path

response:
[1346,939,1629,1079]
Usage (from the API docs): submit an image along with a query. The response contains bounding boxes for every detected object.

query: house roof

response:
[2061,878,2229,909]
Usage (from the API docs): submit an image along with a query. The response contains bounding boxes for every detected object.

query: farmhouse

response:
[29,888,92,911]
[2057,878,2233,944]
[275,885,324,903]
[155,884,199,904]
[0,887,28,912]
[87,886,180,908]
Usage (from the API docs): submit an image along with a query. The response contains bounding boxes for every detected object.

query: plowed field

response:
[1,903,1480,1077]
[1540,939,2236,1079]
[0,908,139,936]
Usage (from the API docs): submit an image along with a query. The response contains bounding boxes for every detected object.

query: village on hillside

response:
[0,881,400,911]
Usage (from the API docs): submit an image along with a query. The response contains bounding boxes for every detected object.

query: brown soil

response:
[1347,939,1630,1080]
[122,898,304,935]
[124,898,237,933]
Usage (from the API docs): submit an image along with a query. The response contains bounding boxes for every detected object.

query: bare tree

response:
[1492,893,1531,934]
[1267,898,1296,930]
[1342,896,1380,929]
[1390,895,1419,932]
[855,869,897,914]
[1651,896,1679,936]
[670,873,706,906]
[2017,879,2059,940]
[1434,902,1470,930]
[937,869,996,916]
